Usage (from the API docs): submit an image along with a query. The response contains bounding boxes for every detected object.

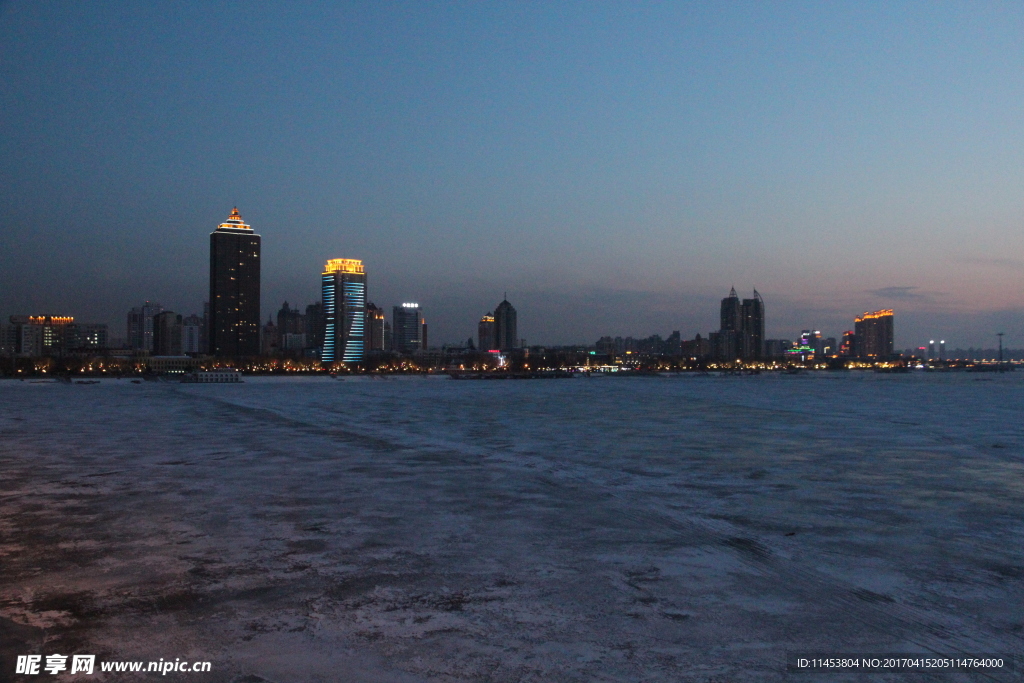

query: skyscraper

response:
[392,303,422,353]
[321,259,367,364]
[127,301,163,351]
[740,290,765,360]
[152,312,183,356]
[304,302,323,353]
[720,287,742,333]
[181,315,204,355]
[716,288,764,361]
[478,313,495,352]
[494,298,517,351]
[209,208,261,357]
[365,303,385,351]
[853,309,894,359]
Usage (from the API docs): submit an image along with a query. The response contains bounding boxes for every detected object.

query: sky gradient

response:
[2,1,1024,348]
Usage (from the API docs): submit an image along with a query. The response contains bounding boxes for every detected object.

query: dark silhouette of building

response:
[720,287,742,333]
[152,311,183,356]
[181,315,204,354]
[277,302,305,336]
[305,302,323,353]
[321,259,366,364]
[494,297,517,351]
[853,309,894,359]
[127,301,164,351]
[209,208,261,357]
[392,303,422,353]
[261,317,279,356]
[478,313,495,351]
[741,291,765,359]
[365,302,385,351]
[715,288,764,361]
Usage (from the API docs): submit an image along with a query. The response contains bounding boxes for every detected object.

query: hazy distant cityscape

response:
[0,208,1019,377]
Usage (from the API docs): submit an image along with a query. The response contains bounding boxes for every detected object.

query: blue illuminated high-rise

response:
[321,259,366,364]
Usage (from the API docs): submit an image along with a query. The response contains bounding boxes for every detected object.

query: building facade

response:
[478,313,495,352]
[494,298,517,351]
[304,302,323,353]
[321,259,367,364]
[715,288,764,361]
[209,208,261,357]
[127,302,164,351]
[181,315,204,355]
[365,302,385,351]
[7,315,75,356]
[853,309,894,359]
[392,303,422,354]
[152,312,183,356]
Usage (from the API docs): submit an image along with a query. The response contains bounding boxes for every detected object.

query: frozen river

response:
[1,373,1022,682]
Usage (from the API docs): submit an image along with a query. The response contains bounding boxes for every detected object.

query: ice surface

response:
[1,373,1022,682]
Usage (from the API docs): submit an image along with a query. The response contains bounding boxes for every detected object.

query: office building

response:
[261,317,279,356]
[277,302,305,337]
[153,312,183,356]
[494,298,517,351]
[853,309,894,359]
[392,303,422,354]
[841,331,855,356]
[321,258,367,364]
[365,303,385,351]
[0,324,17,356]
[209,207,261,357]
[8,315,74,356]
[127,301,164,351]
[741,291,765,359]
[305,302,324,353]
[764,339,790,359]
[181,315,204,355]
[720,287,742,333]
[478,313,495,352]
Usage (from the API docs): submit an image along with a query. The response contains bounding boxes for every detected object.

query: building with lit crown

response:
[209,208,261,357]
[853,309,894,359]
[392,303,422,353]
[478,313,495,352]
[321,259,366,364]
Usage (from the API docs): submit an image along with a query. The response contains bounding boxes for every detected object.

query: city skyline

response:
[2,3,1024,347]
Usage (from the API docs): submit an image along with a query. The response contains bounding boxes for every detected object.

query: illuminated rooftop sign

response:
[401,302,419,308]
[324,258,365,274]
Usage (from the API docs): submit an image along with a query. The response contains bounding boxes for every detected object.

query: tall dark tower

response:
[494,297,518,351]
[741,290,765,360]
[209,208,261,357]
[720,287,741,332]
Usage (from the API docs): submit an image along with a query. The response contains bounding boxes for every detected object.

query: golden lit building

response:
[322,259,367,363]
[853,309,894,358]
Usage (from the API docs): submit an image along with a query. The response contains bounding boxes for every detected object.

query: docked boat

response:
[181,369,243,383]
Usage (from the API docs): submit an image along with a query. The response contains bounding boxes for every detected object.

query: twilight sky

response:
[2,1,1024,348]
